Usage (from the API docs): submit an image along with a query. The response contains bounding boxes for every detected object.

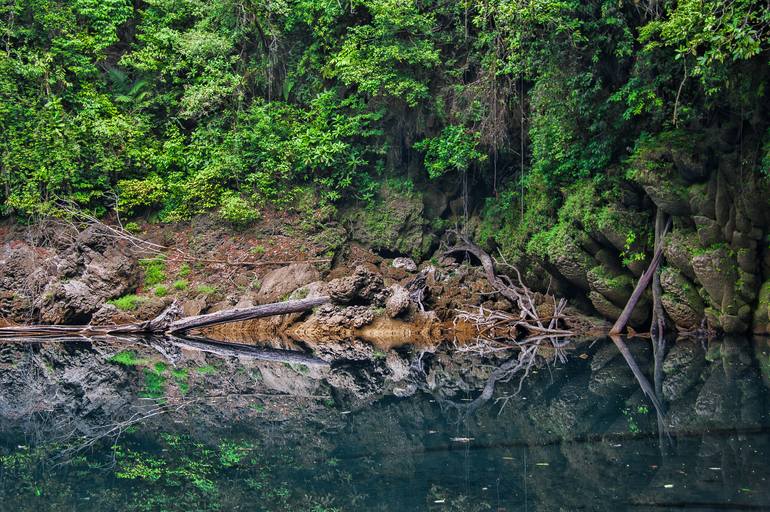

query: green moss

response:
[177,264,191,277]
[108,294,145,311]
[290,286,309,300]
[171,368,190,394]
[153,285,168,297]
[173,279,188,291]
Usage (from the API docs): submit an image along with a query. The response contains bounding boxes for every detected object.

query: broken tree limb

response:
[610,218,672,336]
[166,296,330,334]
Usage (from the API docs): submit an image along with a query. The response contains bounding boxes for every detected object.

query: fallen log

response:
[166,296,330,334]
[0,296,330,339]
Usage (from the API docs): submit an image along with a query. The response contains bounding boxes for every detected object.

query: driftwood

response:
[0,296,330,340]
[610,218,672,335]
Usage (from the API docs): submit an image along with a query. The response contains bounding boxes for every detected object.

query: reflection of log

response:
[610,218,672,335]
[0,297,330,339]
[168,335,329,366]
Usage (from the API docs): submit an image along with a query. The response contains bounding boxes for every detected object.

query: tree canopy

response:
[1,0,768,225]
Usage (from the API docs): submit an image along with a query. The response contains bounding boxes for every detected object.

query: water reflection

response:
[0,334,768,510]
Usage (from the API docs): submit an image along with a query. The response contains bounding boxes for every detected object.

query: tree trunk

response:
[610,218,672,335]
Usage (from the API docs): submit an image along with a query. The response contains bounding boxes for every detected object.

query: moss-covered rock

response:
[626,131,699,216]
[663,228,699,281]
[586,266,634,307]
[752,280,770,334]
[693,215,723,247]
[551,239,595,290]
[691,245,736,307]
[660,267,705,330]
[344,185,434,260]
[588,290,648,326]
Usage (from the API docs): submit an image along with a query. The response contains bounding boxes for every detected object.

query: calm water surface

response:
[0,335,768,511]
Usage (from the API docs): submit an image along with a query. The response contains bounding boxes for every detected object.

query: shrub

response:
[117,175,166,215]
[109,350,142,366]
[219,192,261,227]
[124,222,142,234]
[249,245,266,256]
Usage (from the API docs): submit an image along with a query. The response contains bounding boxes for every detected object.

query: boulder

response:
[89,303,135,326]
[552,240,595,290]
[663,229,699,281]
[588,290,648,326]
[327,265,384,305]
[37,245,141,324]
[693,216,722,247]
[660,267,704,330]
[392,257,417,272]
[385,284,411,318]
[586,266,634,307]
[692,246,736,307]
[255,263,321,304]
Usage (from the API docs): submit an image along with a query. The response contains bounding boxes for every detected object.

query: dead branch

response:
[610,217,672,335]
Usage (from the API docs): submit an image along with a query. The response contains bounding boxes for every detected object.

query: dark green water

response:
[0,335,769,511]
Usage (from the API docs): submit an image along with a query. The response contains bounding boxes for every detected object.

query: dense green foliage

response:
[1,0,768,243]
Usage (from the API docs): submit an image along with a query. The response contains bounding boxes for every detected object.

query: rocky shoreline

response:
[2,147,770,341]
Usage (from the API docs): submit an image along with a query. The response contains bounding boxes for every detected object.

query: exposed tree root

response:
[444,232,573,340]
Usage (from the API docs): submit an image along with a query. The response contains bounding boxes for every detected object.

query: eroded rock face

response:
[344,185,435,260]
[0,227,141,325]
